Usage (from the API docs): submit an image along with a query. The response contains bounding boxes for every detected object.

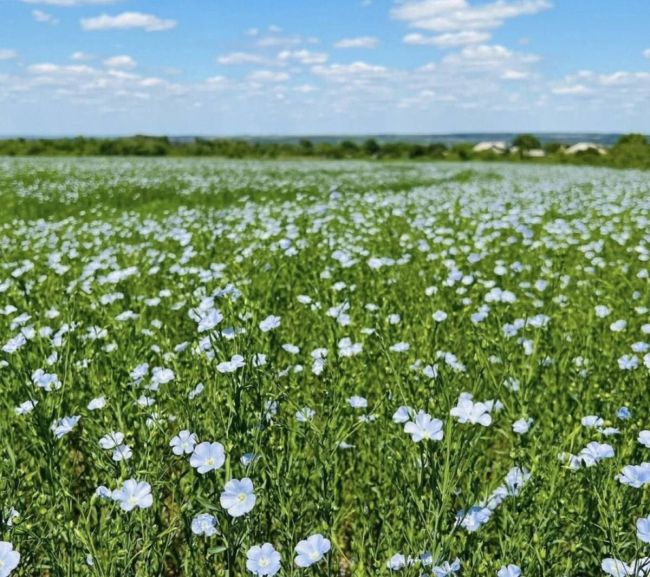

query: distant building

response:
[564,142,607,155]
[473,141,508,154]
[525,149,546,158]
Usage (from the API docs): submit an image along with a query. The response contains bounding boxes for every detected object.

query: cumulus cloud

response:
[217,52,270,66]
[81,12,176,32]
[277,49,328,64]
[552,84,589,95]
[32,10,59,24]
[28,62,94,75]
[644,49,650,59]
[71,51,93,61]
[312,61,391,83]
[0,49,18,61]
[551,70,650,102]
[404,30,490,46]
[334,36,379,49]
[442,44,540,69]
[248,70,290,83]
[257,35,304,48]
[103,55,136,69]
[392,0,551,33]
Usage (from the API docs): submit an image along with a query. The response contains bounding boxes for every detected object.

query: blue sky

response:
[0,0,649,135]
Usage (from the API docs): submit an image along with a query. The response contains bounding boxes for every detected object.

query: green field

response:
[1,158,649,577]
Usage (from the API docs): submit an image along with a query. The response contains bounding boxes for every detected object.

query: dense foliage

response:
[1,159,649,577]
[0,134,649,169]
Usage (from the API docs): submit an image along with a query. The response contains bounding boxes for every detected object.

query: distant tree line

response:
[0,133,648,169]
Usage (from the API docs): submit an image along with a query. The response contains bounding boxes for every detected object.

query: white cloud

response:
[103,55,136,69]
[277,50,328,65]
[552,84,589,95]
[501,69,529,80]
[403,33,437,45]
[217,52,270,66]
[334,36,379,49]
[404,30,490,46]
[550,70,650,105]
[71,51,93,61]
[248,70,290,83]
[644,49,650,59]
[28,62,94,75]
[22,0,120,5]
[312,61,390,83]
[81,12,176,32]
[32,9,59,24]
[443,44,540,69]
[0,49,18,61]
[257,35,303,48]
[392,0,551,33]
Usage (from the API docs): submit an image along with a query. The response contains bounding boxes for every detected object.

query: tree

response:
[512,134,542,158]
[362,138,380,156]
[611,133,650,168]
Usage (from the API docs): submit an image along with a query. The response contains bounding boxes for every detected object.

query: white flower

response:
[87,396,106,410]
[388,553,406,570]
[217,354,245,373]
[431,559,461,576]
[220,478,256,517]
[190,442,225,474]
[32,369,62,392]
[191,513,218,537]
[616,463,650,487]
[51,416,80,439]
[594,305,611,318]
[170,430,198,455]
[432,310,448,322]
[456,505,491,532]
[348,396,368,409]
[637,516,650,544]
[578,442,614,467]
[512,418,533,435]
[450,394,492,427]
[610,319,626,332]
[392,406,412,424]
[15,400,37,415]
[497,565,521,577]
[295,407,315,422]
[581,415,604,428]
[389,342,410,352]
[602,558,650,577]
[95,486,112,499]
[99,431,124,450]
[196,308,223,332]
[338,337,363,357]
[294,534,331,568]
[0,541,20,577]
[259,315,281,332]
[404,411,444,442]
[640,431,650,448]
[112,445,132,462]
[112,479,153,511]
[246,543,281,576]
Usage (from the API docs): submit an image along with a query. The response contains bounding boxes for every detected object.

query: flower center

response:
[237,492,247,502]
[259,558,269,568]
[309,552,320,561]
[206,457,215,466]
